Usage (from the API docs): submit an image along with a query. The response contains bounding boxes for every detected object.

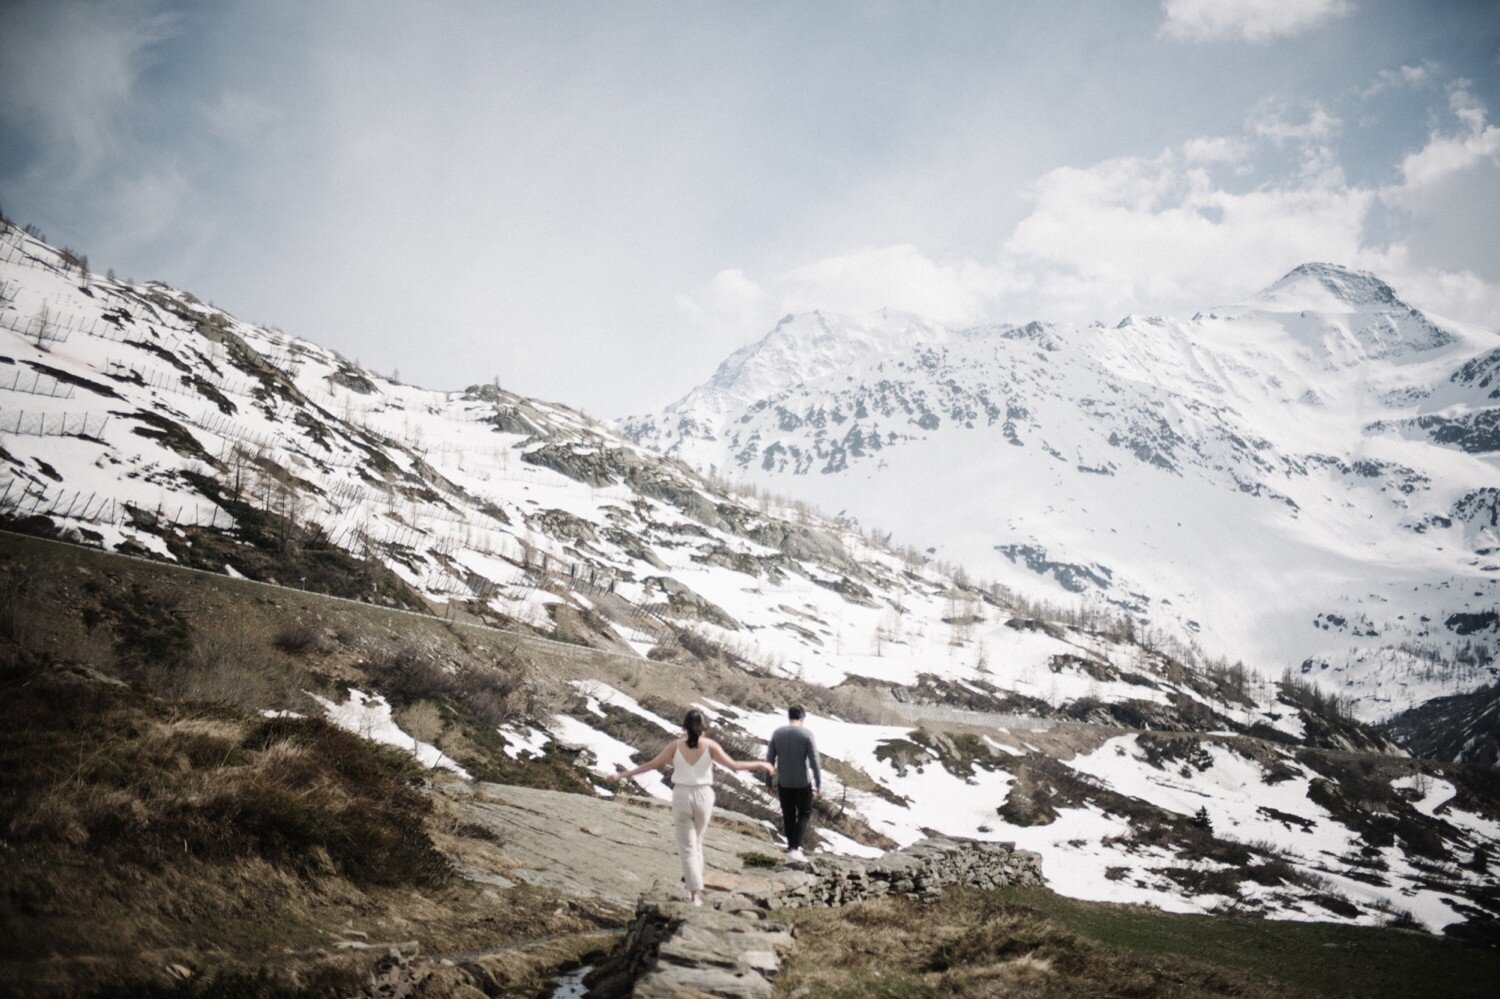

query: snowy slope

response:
[503,680,1500,934]
[623,264,1500,720]
[0,218,1279,724]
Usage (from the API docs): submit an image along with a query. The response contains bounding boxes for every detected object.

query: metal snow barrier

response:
[0,310,80,346]
[0,410,110,438]
[327,479,369,503]
[0,241,52,272]
[105,361,199,399]
[0,369,75,399]
[187,411,279,452]
[0,481,146,527]
[85,322,132,343]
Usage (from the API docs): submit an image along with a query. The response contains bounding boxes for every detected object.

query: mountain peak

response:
[689,309,949,407]
[1252,262,1406,313]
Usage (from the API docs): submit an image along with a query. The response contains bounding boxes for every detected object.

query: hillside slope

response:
[5,530,1500,961]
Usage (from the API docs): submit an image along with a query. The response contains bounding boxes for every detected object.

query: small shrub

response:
[998,766,1059,827]
[98,583,192,670]
[175,619,290,711]
[362,637,554,730]
[676,629,721,661]
[1383,907,1423,930]
[0,564,45,648]
[271,619,319,655]
[740,851,781,869]
[364,642,451,704]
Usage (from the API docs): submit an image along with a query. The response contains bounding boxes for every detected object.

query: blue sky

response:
[2,0,1498,414]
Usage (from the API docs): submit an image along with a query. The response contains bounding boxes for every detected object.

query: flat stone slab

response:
[637,963,774,999]
[442,778,804,906]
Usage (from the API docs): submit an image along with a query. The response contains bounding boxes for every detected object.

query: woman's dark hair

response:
[683,709,707,749]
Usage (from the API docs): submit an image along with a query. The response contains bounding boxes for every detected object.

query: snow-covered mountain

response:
[0,216,1278,716]
[4,220,1499,935]
[623,264,1500,721]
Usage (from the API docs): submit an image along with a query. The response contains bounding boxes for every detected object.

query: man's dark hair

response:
[788,705,805,721]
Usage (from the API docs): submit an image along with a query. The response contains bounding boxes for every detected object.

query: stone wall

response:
[780,837,1044,908]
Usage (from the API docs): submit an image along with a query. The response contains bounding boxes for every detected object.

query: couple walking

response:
[606,706,821,905]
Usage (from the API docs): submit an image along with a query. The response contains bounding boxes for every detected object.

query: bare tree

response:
[31,302,52,352]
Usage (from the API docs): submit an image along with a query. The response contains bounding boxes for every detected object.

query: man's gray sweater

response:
[767,724,821,790]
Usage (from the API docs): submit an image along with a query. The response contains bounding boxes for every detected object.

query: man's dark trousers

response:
[778,785,814,850]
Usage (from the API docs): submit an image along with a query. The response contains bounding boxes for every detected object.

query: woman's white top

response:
[672,743,714,786]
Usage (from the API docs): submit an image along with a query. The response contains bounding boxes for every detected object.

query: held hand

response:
[605,769,626,784]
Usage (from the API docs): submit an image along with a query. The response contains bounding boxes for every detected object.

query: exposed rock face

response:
[592,898,793,999]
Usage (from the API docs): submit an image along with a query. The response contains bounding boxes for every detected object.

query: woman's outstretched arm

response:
[706,739,775,774]
[606,742,676,783]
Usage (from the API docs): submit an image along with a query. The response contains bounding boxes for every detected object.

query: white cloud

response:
[1399,86,1500,188]
[1358,245,1500,327]
[1360,63,1434,98]
[684,83,1500,342]
[1160,0,1352,43]
[1248,100,1341,145]
[676,247,1014,336]
[0,2,175,178]
[996,88,1500,327]
[200,90,280,144]
[674,268,782,347]
[1001,144,1372,319]
[778,246,1010,327]
[1181,136,1251,163]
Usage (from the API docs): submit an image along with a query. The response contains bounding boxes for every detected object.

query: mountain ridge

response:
[622,262,1500,723]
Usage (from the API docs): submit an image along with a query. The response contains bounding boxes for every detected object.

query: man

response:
[766,705,821,862]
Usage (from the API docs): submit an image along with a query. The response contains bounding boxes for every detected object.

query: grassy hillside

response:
[777,887,1500,998]
[0,533,625,996]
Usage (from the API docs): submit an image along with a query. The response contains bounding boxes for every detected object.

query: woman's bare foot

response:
[690,892,703,907]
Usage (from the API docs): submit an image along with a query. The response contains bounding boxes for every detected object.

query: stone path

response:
[443,778,799,906]
[441,778,1044,998]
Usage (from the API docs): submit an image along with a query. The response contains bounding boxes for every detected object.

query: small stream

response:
[547,964,592,998]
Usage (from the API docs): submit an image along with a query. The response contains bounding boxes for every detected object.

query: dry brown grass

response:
[775,889,1300,998]
[0,651,615,996]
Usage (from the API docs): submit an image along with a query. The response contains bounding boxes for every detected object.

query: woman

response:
[605,709,774,906]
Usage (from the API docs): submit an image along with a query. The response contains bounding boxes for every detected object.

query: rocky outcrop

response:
[642,575,742,630]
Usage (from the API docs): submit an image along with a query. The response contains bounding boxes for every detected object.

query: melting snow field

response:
[311,688,471,778]
[522,685,1496,931]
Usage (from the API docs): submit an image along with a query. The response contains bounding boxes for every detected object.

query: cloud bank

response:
[3,2,1497,414]
[679,73,1500,345]
[1159,0,1353,43]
